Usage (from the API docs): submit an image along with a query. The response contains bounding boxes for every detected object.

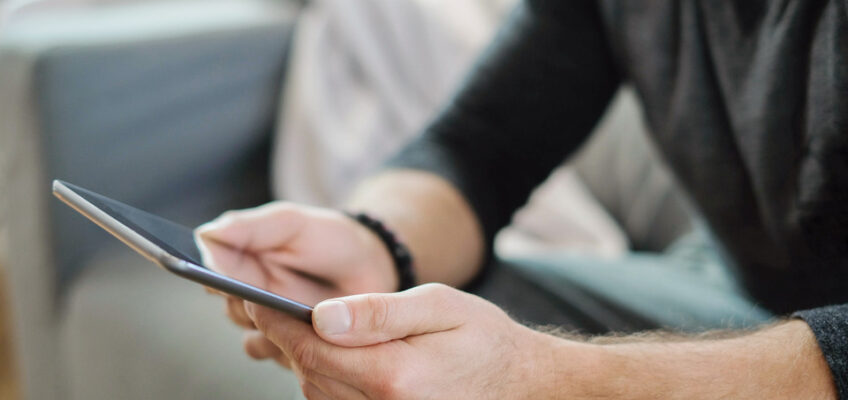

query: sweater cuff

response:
[793,304,848,400]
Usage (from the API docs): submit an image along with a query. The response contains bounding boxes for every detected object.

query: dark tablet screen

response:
[59,181,204,266]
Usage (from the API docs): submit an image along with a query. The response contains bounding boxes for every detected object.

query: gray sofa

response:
[1,1,304,399]
[0,1,692,399]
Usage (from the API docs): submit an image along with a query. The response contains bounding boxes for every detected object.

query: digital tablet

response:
[52,180,313,322]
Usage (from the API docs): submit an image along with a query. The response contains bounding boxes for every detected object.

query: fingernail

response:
[195,222,220,236]
[314,301,351,335]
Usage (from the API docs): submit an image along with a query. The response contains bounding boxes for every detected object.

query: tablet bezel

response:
[52,180,313,322]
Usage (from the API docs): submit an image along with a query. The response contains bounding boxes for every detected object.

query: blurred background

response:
[0,0,693,399]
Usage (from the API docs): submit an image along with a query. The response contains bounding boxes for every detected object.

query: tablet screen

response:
[61,182,204,266]
[55,180,314,320]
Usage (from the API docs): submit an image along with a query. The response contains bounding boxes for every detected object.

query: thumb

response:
[311,283,469,347]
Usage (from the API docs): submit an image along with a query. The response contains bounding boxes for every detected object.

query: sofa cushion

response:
[61,246,304,400]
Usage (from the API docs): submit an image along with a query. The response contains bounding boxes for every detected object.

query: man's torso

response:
[598,0,848,312]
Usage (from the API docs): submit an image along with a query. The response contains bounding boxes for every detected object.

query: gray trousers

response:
[470,229,772,334]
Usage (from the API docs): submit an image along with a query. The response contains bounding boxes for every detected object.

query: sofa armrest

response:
[0,2,298,398]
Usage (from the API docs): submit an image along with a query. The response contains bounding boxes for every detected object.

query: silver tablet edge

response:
[51,180,187,272]
[51,180,313,320]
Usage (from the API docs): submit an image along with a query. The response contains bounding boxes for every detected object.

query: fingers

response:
[300,383,332,400]
[243,330,282,360]
[195,232,269,281]
[227,297,255,329]
[195,202,306,253]
[205,286,224,296]
[301,371,368,400]
[244,302,372,381]
[311,283,469,347]
[194,204,303,290]
[244,330,294,369]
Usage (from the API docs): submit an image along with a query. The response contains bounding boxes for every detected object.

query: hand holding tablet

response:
[52,180,314,321]
[53,180,399,326]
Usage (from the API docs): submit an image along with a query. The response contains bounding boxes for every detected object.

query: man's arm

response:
[387,0,620,249]
[559,321,837,399]
[197,0,621,364]
[346,170,485,287]
[347,0,621,286]
[334,205,843,397]
[244,284,838,399]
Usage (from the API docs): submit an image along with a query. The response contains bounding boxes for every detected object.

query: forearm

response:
[346,169,485,287]
[542,321,837,399]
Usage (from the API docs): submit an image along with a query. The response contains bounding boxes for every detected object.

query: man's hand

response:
[194,202,397,364]
[245,282,838,400]
[243,283,579,399]
[196,202,398,301]
[194,170,488,368]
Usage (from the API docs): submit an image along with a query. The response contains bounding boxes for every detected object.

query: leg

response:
[469,228,772,334]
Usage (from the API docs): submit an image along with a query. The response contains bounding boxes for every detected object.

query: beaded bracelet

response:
[345,212,416,291]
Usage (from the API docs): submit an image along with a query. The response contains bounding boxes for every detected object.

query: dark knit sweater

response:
[388,0,848,396]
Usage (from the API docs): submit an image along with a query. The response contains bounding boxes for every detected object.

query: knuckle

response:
[371,375,394,399]
[417,282,457,302]
[290,339,318,369]
[271,202,301,218]
[298,367,320,385]
[366,295,393,332]
[419,282,451,295]
[273,206,308,230]
[269,200,296,210]
[300,382,317,399]
[243,337,263,360]
[250,308,271,331]
[243,332,277,360]
[225,299,240,315]
[371,368,408,400]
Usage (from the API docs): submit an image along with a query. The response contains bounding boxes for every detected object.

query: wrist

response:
[514,327,605,398]
[345,214,399,292]
[345,211,416,291]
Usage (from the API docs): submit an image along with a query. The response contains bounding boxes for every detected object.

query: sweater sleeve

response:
[386,0,621,253]
[794,305,848,400]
